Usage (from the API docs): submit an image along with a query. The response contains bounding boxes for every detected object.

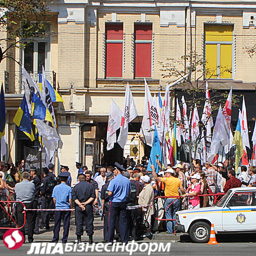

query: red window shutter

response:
[135,43,151,78]
[134,24,152,78]
[105,23,123,78]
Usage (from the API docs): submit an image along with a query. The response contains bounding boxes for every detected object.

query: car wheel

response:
[189,221,210,243]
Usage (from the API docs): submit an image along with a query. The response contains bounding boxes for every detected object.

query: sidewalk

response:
[33,215,181,242]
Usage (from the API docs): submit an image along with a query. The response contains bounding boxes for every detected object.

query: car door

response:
[222,191,256,231]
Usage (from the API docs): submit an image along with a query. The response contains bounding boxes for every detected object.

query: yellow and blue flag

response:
[0,85,5,138]
[13,97,35,141]
[41,74,63,103]
[31,93,53,124]
[233,112,243,172]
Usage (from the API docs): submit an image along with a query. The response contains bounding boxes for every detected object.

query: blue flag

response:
[0,85,5,138]
[147,127,162,173]
[158,91,163,109]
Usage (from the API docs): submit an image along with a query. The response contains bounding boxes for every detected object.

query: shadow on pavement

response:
[179,233,256,243]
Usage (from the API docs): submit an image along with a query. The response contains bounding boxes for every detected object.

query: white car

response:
[175,187,256,243]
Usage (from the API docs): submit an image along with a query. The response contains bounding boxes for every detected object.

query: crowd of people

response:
[0,158,256,244]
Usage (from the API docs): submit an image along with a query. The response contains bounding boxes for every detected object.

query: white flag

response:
[223,88,232,130]
[107,100,122,151]
[156,93,163,143]
[241,96,250,149]
[252,121,256,166]
[208,106,229,162]
[201,81,213,142]
[35,119,59,146]
[176,98,182,147]
[141,80,155,146]
[1,136,6,157]
[22,67,41,114]
[117,83,138,148]
[191,104,199,142]
[181,96,189,141]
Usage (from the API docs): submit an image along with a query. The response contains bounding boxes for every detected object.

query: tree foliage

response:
[0,0,49,61]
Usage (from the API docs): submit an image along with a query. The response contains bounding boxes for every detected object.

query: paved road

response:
[1,234,256,256]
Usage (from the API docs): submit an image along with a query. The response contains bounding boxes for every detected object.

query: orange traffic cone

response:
[207,223,219,245]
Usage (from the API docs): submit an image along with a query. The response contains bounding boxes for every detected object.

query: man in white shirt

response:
[238,166,250,187]
[95,168,107,216]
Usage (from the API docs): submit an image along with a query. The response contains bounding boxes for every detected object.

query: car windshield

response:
[216,190,232,207]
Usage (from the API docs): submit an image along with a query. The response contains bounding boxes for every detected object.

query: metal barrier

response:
[154,193,224,221]
[0,201,26,230]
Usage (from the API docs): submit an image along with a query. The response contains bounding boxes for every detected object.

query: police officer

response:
[30,167,41,234]
[72,173,96,244]
[101,172,114,242]
[52,172,72,243]
[107,162,131,244]
[40,167,57,229]
[59,165,72,186]
[76,162,83,176]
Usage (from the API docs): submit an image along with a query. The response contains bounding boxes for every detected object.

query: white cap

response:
[164,168,175,174]
[202,167,207,171]
[217,163,223,167]
[191,173,201,180]
[141,175,150,183]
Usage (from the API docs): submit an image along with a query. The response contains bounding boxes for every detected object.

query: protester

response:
[138,175,154,239]
[200,172,209,207]
[30,167,41,234]
[204,162,217,193]
[152,165,185,234]
[182,173,201,209]
[95,167,107,216]
[238,166,250,187]
[15,172,35,243]
[248,166,256,186]
[173,164,186,189]
[85,170,99,206]
[223,169,242,193]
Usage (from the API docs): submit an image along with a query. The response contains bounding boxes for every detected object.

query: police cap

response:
[59,172,70,178]
[48,163,55,170]
[61,165,69,171]
[76,162,82,166]
[114,162,125,172]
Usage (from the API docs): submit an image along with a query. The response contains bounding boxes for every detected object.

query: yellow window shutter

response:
[220,44,232,79]
[205,44,218,79]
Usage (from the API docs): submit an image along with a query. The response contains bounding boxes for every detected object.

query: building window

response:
[205,25,233,79]
[134,23,152,78]
[22,24,51,74]
[105,23,123,78]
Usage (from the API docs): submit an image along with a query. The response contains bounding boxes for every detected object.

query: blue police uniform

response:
[52,172,72,243]
[107,170,131,243]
